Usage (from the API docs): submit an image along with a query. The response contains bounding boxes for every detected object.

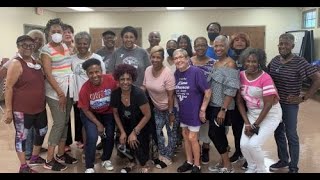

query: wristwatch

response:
[220,107,227,112]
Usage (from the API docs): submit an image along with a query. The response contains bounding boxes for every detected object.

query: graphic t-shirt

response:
[174,66,209,126]
[78,74,117,114]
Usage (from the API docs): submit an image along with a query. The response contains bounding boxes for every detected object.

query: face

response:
[233,37,247,50]
[49,24,63,41]
[63,28,74,43]
[30,33,44,51]
[244,54,259,74]
[119,73,133,91]
[207,24,220,33]
[148,32,160,47]
[150,51,163,69]
[166,41,178,50]
[103,34,116,48]
[86,64,102,86]
[213,40,227,57]
[18,40,35,57]
[122,32,136,49]
[76,38,90,55]
[173,51,189,71]
[278,38,294,57]
[194,39,208,56]
[178,38,189,50]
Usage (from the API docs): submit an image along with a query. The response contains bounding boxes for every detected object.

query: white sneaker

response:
[102,160,114,171]
[85,168,95,173]
[245,168,257,173]
[208,162,223,172]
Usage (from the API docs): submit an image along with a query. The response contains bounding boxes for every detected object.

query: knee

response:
[188,133,198,143]
[39,126,48,137]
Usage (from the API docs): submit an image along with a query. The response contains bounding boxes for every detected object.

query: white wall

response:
[58,7,301,62]
[0,7,302,62]
[0,7,56,59]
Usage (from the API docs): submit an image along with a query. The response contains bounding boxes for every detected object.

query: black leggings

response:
[208,106,233,155]
[66,102,83,146]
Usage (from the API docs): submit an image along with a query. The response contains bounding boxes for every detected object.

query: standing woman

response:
[107,26,151,87]
[78,59,117,173]
[70,31,106,151]
[190,37,215,165]
[174,49,212,173]
[207,35,240,173]
[4,35,47,173]
[110,64,151,173]
[237,48,281,173]
[143,46,178,169]
[41,18,77,171]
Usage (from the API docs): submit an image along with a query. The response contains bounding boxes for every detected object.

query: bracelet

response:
[245,124,251,127]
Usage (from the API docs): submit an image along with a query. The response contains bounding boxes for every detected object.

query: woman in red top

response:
[78,58,117,173]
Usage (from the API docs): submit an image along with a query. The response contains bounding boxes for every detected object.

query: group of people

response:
[2,18,320,174]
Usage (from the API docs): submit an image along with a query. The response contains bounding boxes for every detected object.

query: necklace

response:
[78,52,92,60]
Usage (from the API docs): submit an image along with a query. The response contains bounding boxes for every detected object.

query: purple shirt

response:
[174,66,210,126]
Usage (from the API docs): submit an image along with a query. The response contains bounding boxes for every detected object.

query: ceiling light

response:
[67,7,94,12]
[166,7,184,10]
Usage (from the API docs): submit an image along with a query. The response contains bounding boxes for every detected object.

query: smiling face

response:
[63,28,74,44]
[119,73,133,92]
[173,50,189,71]
[76,38,90,55]
[178,38,189,50]
[244,54,259,74]
[18,39,35,57]
[122,32,136,49]
[194,38,208,57]
[233,37,247,50]
[86,64,102,86]
[278,37,294,58]
[103,34,116,49]
[213,39,227,58]
[150,51,164,69]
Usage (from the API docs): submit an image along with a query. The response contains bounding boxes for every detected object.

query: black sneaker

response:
[241,161,248,170]
[56,153,78,164]
[230,152,242,163]
[177,161,193,173]
[201,148,209,164]
[43,159,67,171]
[269,161,289,171]
[288,169,298,173]
[191,165,201,173]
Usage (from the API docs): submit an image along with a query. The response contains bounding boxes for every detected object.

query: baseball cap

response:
[16,35,34,45]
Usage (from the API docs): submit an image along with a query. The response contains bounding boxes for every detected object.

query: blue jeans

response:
[274,104,299,172]
[154,108,179,160]
[80,111,115,169]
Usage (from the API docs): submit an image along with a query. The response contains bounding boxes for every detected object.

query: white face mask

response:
[51,33,62,43]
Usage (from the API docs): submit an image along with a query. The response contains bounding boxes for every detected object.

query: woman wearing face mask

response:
[163,40,178,72]
[205,22,234,60]
[41,18,77,171]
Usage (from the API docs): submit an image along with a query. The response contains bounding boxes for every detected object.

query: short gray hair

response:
[214,35,229,49]
[27,29,46,46]
[279,33,295,44]
[173,48,188,58]
[74,31,92,45]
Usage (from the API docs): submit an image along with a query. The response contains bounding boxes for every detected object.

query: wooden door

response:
[90,27,142,53]
[221,26,265,49]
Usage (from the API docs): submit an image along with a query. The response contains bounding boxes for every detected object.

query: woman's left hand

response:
[128,131,140,150]
[199,110,206,123]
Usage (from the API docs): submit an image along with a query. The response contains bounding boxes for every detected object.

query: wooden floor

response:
[1,97,320,173]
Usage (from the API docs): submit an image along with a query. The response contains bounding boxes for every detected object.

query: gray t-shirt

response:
[107,46,151,87]
[95,47,116,72]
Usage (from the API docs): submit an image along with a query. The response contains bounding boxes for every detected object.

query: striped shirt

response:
[268,55,317,104]
[240,71,279,109]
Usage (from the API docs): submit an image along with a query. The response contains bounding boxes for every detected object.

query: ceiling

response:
[41,7,265,13]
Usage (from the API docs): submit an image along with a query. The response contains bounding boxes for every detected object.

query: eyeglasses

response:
[26,62,41,70]
[173,55,186,61]
[19,43,35,49]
